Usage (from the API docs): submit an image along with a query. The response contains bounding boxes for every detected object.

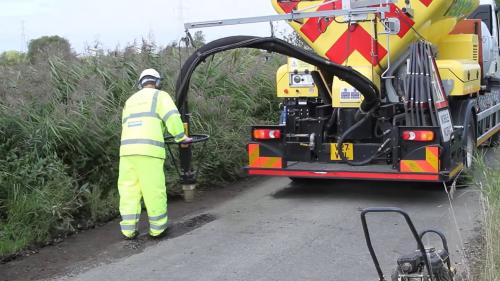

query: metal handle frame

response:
[360,207,435,281]
[419,229,454,280]
[165,134,210,184]
[164,134,210,145]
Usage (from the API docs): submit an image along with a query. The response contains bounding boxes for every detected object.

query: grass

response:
[474,149,500,281]
[0,41,283,257]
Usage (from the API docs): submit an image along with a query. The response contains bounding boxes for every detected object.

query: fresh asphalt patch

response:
[169,213,217,238]
[122,213,217,253]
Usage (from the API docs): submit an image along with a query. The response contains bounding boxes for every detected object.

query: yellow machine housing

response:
[437,34,480,62]
[277,58,319,98]
[332,65,380,108]
[437,60,481,96]
[436,32,481,96]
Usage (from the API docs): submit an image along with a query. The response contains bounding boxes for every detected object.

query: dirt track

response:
[1,151,495,281]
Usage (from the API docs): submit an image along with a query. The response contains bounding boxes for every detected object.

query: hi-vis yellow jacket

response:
[120,88,186,159]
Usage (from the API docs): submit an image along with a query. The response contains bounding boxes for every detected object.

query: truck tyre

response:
[289,177,310,183]
[463,118,476,171]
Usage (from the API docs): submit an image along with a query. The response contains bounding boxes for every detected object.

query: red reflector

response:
[253,129,281,140]
[402,130,435,142]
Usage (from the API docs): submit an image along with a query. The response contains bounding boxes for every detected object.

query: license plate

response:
[331,143,354,161]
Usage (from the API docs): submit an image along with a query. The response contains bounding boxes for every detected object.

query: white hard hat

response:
[138,68,161,86]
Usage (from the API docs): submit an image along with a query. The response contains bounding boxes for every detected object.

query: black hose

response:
[403,50,411,124]
[175,36,380,114]
[336,108,387,166]
[409,43,417,126]
[415,42,422,126]
[325,108,338,136]
[420,43,428,126]
[175,36,384,167]
[311,71,332,105]
[424,43,438,126]
[407,44,414,126]
[419,42,428,126]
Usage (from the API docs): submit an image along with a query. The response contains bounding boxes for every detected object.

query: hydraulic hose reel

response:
[174,36,382,171]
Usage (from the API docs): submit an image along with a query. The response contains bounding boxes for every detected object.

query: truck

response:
[176,0,500,186]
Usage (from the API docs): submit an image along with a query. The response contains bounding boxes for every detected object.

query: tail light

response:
[253,129,281,140]
[402,130,435,142]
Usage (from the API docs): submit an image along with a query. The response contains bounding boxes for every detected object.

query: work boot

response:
[123,231,139,240]
[149,228,169,240]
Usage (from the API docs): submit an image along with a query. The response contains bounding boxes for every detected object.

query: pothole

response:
[168,213,217,239]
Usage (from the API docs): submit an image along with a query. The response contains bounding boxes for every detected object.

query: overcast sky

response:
[0,0,290,53]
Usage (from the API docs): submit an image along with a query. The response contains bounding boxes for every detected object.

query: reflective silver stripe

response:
[120,224,137,231]
[123,112,161,124]
[150,222,168,231]
[121,139,165,148]
[162,109,180,122]
[150,90,160,113]
[128,121,143,128]
[174,133,186,141]
[149,213,168,221]
[121,214,140,221]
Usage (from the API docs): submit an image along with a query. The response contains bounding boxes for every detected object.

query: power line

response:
[21,20,26,52]
[178,0,184,22]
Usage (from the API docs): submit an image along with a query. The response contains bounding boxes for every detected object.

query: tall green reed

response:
[0,41,283,256]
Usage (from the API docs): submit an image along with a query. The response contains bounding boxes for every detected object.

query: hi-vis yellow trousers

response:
[118,155,168,238]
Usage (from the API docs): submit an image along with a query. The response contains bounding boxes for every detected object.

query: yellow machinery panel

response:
[332,65,380,108]
[437,34,479,62]
[288,57,314,73]
[436,33,481,96]
[277,58,319,98]
[437,60,481,96]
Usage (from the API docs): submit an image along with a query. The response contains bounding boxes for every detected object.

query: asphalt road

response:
[54,175,483,281]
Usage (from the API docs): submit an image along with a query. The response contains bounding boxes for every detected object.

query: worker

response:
[118,68,192,239]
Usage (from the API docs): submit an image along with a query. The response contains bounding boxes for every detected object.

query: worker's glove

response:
[181,137,193,144]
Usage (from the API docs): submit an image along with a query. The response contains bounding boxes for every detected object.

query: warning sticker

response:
[438,109,453,142]
[340,88,362,103]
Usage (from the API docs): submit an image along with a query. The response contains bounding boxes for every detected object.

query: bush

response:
[474,151,500,280]
[0,51,26,65]
[0,38,283,257]
[0,149,77,254]
[27,35,74,63]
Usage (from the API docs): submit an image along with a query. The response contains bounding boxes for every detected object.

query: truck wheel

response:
[463,118,476,171]
[289,177,310,183]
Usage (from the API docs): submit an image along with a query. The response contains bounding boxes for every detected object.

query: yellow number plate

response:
[331,143,354,161]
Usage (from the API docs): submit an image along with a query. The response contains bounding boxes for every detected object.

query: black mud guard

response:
[449,97,477,147]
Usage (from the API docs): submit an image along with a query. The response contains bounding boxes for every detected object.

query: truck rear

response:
[245,0,500,182]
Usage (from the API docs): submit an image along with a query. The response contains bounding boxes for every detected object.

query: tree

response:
[192,31,206,47]
[0,50,26,65]
[27,35,74,63]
